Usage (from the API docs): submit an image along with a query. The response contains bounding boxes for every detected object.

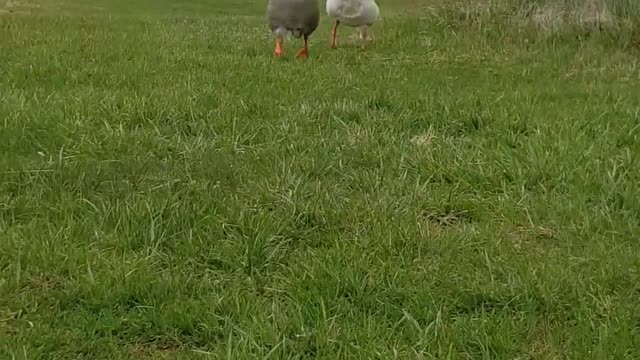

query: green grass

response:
[1,0,640,358]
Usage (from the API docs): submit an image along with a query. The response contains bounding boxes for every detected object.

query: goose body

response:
[326,0,379,50]
[267,0,320,58]
[326,0,379,27]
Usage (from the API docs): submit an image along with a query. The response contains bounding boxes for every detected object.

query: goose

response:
[326,0,379,50]
[267,0,320,59]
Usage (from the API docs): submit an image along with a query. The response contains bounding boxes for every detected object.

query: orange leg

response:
[295,35,309,59]
[360,26,368,51]
[331,20,339,49]
[274,37,284,58]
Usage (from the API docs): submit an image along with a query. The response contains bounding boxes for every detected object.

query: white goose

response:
[326,0,379,50]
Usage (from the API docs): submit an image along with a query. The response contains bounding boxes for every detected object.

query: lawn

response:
[1,0,640,358]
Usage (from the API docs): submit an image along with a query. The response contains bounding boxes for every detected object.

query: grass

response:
[1,0,640,358]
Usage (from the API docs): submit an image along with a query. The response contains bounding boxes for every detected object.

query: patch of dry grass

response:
[0,0,39,14]
[420,0,639,35]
